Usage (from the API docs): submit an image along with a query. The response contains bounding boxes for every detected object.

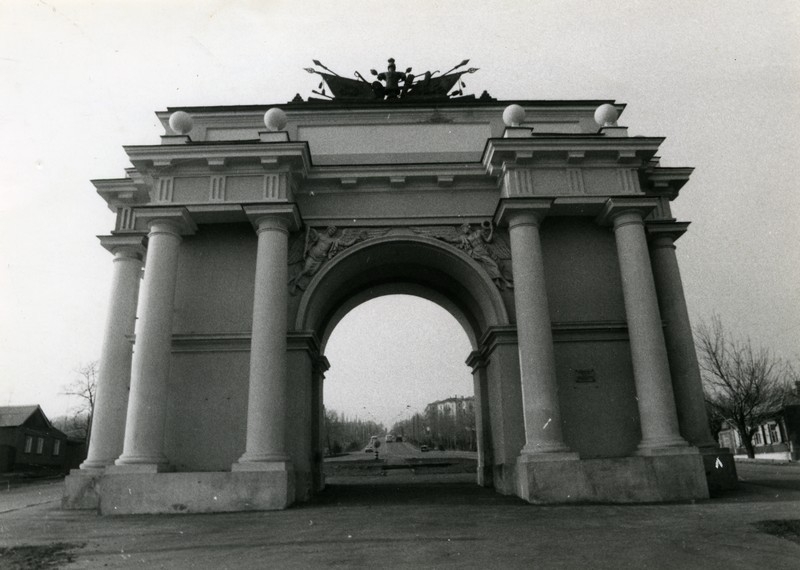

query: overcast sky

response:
[1,1,798,427]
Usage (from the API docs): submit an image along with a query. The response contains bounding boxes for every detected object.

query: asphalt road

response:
[1,461,799,569]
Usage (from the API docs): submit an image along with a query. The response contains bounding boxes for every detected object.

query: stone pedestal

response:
[99,471,295,515]
[516,453,709,504]
[62,469,103,510]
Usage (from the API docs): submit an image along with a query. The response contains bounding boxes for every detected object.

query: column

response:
[114,220,186,469]
[80,236,146,470]
[234,215,292,469]
[649,229,718,450]
[611,211,689,453]
[506,210,572,456]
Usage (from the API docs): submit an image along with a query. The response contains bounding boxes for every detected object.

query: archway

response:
[289,234,522,498]
[322,294,477,490]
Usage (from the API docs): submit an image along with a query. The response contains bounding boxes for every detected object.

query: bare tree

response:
[62,361,98,447]
[696,316,792,458]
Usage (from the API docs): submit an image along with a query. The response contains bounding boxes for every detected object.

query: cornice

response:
[92,178,150,211]
[482,136,665,172]
[123,141,312,175]
[97,234,148,258]
[641,166,694,200]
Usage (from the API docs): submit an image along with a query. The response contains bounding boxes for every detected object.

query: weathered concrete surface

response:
[2,464,800,568]
[98,471,294,515]
[517,452,709,504]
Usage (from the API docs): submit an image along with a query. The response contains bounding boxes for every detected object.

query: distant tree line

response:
[324,409,385,455]
[391,398,476,451]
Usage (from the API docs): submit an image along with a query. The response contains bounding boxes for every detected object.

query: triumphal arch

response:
[64,60,736,514]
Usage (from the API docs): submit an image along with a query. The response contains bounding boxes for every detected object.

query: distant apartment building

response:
[426,396,475,417]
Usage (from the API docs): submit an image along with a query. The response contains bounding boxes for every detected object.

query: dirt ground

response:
[1,463,799,569]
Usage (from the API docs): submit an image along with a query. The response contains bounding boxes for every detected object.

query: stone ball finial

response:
[594,104,619,127]
[503,104,526,127]
[264,108,288,132]
[168,111,193,135]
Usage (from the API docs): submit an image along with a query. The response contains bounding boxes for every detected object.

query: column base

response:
[635,445,698,457]
[518,451,580,463]
[107,462,172,474]
[232,459,293,473]
[76,460,109,472]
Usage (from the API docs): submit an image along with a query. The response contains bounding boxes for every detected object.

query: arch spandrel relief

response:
[410,222,513,290]
[287,226,390,294]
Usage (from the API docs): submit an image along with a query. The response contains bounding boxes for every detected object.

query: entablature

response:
[301,163,491,191]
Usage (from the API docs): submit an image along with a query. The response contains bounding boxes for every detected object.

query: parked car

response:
[420,445,429,452]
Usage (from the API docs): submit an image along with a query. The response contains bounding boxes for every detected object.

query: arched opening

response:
[322,294,477,488]
[291,235,516,500]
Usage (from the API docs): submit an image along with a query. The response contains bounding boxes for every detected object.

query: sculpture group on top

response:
[304,58,486,102]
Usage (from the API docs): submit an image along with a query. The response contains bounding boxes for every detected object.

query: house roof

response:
[0,405,46,428]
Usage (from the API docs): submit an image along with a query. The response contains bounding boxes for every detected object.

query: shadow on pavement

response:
[305,479,527,508]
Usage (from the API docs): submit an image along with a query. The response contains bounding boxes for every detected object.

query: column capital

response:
[465,350,487,372]
[243,204,301,233]
[596,198,659,227]
[131,207,197,235]
[494,198,553,228]
[646,220,690,246]
[98,235,148,259]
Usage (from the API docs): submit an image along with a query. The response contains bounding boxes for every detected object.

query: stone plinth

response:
[516,453,709,504]
[98,470,295,515]
[62,470,103,510]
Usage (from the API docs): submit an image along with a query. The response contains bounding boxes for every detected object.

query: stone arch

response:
[294,233,511,349]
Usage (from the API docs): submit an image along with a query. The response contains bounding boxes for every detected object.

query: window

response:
[53,440,61,456]
[36,437,44,454]
[24,435,33,453]
[753,432,763,446]
[769,424,781,444]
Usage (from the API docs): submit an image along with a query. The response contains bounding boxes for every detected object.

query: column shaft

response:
[115,221,182,468]
[81,245,143,469]
[612,212,687,451]
[650,234,718,449]
[236,216,291,466]
[508,212,570,454]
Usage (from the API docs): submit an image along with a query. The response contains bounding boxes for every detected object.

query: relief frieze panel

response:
[410,222,513,290]
[287,221,513,293]
[287,226,390,294]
